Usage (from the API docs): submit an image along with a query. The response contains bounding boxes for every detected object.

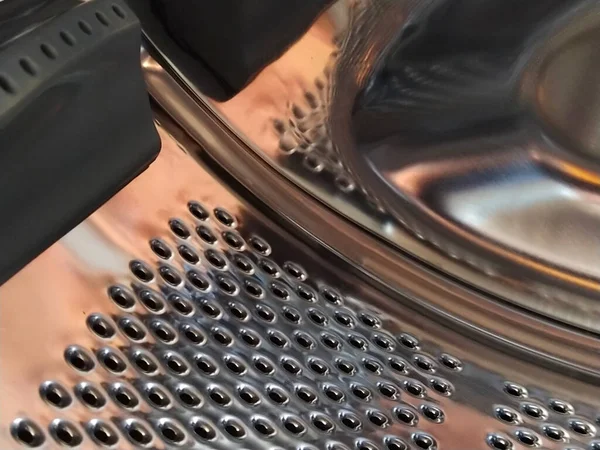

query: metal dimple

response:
[150,238,172,259]
[87,314,116,339]
[138,288,166,313]
[504,382,528,398]
[108,285,135,309]
[569,418,594,436]
[129,260,154,282]
[75,382,107,409]
[143,382,172,409]
[439,353,463,371]
[487,433,513,450]
[39,381,72,409]
[214,207,236,227]
[157,418,187,445]
[395,406,419,426]
[238,385,261,405]
[188,200,209,220]
[399,333,420,350]
[178,243,200,264]
[122,418,153,447]
[514,429,540,447]
[379,382,398,399]
[495,406,519,424]
[109,382,140,410]
[421,404,445,423]
[176,384,203,408]
[357,439,379,450]
[97,347,127,374]
[11,419,46,448]
[521,402,547,420]
[549,398,574,414]
[253,416,276,437]
[87,419,120,447]
[169,218,190,239]
[542,424,566,441]
[249,235,272,255]
[64,345,95,372]
[386,436,409,450]
[191,418,217,441]
[297,385,319,404]
[49,419,83,447]
[197,224,217,244]
[131,348,160,375]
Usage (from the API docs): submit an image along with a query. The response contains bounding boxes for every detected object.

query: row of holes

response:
[106,283,461,378]
[129,257,427,354]
[496,402,598,430]
[13,415,438,450]
[13,417,119,448]
[113,291,456,371]
[488,430,600,450]
[503,382,596,418]
[40,374,445,427]
[64,338,453,397]
[40,379,445,432]
[169,216,265,250]
[88,307,456,383]
[0,4,126,94]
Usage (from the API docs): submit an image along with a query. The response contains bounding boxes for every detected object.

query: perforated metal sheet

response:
[1,118,599,450]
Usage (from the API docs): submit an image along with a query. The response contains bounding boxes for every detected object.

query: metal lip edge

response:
[140,48,600,378]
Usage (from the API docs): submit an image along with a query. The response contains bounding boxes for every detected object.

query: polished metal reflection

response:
[1,114,599,450]
[347,0,600,285]
[143,0,600,331]
[141,17,600,378]
[5,1,600,447]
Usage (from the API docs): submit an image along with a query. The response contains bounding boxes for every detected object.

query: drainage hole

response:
[52,420,83,447]
[77,383,106,409]
[65,346,95,372]
[90,420,119,446]
[40,381,72,408]
[12,419,45,447]
[126,421,152,445]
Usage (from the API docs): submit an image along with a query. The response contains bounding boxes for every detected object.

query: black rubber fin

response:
[0,0,160,284]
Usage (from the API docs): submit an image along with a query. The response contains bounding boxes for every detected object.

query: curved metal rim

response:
[330,5,600,299]
[139,1,600,336]
[328,0,600,330]
[141,49,600,379]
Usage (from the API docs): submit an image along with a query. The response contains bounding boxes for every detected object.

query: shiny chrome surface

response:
[4,1,600,449]
[2,112,600,450]
[345,0,600,295]
[141,48,600,375]
[144,0,600,331]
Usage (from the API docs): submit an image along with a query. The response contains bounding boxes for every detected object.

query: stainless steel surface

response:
[4,1,600,449]
[143,0,600,331]
[141,52,600,376]
[2,114,600,450]
[343,0,600,298]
